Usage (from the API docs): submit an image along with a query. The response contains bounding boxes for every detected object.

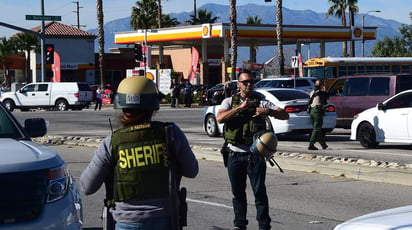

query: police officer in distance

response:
[308,79,329,150]
[80,76,199,230]
[216,69,289,230]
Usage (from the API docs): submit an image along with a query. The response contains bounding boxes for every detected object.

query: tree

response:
[186,9,219,25]
[371,13,412,57]
[10,33,39,83]
[326,0,349,56]
[130,0,158,29]
[276,0,285,75]
[229,0,237,81]
[246,15,262,24]
[96,0,105,88]
[0,38,13,85]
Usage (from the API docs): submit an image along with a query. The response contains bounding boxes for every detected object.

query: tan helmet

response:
[249,130,278,158]
[114,76,160,110]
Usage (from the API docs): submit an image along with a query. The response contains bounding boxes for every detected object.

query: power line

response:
[72,1,86,29]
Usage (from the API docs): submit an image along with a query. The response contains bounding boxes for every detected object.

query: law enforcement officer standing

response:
[80,76,199,230]
[216,69,289,230]
[308,79,329,150]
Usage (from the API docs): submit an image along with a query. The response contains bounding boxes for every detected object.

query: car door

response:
[15,84,37,106]
[377,93,412,140]
[35,83,50,105]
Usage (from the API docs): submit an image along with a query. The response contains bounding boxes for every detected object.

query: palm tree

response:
[229,0,237,80]
[10,33,39,83]
[246,15,262,24]
[96,0,105,87]
[276,0,285,75]
[348,0,359,56]
[0,38,13,85]
[326,0,359,57]
[186,9,219,25]
[130,0,158,29]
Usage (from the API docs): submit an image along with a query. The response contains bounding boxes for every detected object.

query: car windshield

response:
[0,105,25,139]
[265,89,310,101]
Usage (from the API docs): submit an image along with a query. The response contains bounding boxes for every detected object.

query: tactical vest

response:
[223,92,266,145]
[111,121,169,202]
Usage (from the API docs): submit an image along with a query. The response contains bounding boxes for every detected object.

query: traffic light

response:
[45,44,54,64]
[134,43,143,62]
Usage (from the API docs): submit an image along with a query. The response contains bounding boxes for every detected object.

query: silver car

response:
[0,102,83,229]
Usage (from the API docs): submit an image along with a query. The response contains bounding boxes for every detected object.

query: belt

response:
[229,150,251,157]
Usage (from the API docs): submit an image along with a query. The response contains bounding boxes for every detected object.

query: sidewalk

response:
[34,135,412,187]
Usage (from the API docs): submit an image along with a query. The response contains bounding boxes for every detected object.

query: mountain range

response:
[88,3,404,64]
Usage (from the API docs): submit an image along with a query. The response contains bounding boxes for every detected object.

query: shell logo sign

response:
[202,24,211,38]
[352,26,363,40]
[146,72,155,80]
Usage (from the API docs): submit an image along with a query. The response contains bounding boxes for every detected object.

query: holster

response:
[220,141,230,167]
[179,187,188,227]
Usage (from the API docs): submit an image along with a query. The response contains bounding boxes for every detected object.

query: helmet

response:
[114,77,160,110]
[249,130,278,158]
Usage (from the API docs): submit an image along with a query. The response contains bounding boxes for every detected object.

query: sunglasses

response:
[239,79,255,85]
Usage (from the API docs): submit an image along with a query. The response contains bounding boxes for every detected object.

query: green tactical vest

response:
[111,121,169,202]
[223,92,266,145]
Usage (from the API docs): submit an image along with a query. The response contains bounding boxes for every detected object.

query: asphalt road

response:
[51,144,412,230]
[13,105,412,166]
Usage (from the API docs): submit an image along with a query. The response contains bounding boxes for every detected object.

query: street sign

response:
[291,56,299,68]
[26,15,61,21]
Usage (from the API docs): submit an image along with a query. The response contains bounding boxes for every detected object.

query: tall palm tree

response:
[348,0,359,56]
[246,15,262,24]
[131,0,158,29]
[229,0,237,80]
[96,0,105,87]
[326,0,358,57]
[276,0,285,75]
[10,33,39,83]
[186,9,219,25]
[0,38,13,85]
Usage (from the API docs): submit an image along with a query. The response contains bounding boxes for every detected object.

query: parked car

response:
[334,205,412,230]
[327,73,412,128]
[203,88,336,137]
[203,80,238,105]
[0,102,83,229]
[350,89,412,148]
[0,82,93,112]
[255,77,317,93]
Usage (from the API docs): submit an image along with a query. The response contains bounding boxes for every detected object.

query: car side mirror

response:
[24,118,47,137]
[377,102,385,111]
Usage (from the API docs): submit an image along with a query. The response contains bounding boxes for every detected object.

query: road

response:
[13,106,412,166]
[51,144,412,230]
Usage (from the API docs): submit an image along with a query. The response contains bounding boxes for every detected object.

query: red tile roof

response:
[29,22,96,39]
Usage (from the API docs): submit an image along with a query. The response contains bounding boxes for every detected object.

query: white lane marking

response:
[187,198,232,209]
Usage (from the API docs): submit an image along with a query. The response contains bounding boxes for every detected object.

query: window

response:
[369,77,389,96]
[296,79,310,87]
[345,78,369,96]
[397,75,412,93]
[386,93,412,109]
[37,84,48,92]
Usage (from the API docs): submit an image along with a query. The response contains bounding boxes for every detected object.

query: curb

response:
[34,136,412,187]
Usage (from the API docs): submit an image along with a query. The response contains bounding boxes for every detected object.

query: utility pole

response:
[72,1,86,29]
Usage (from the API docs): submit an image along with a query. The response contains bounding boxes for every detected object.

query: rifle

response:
[165,124,187,230]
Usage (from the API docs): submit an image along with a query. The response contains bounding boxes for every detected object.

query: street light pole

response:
[362,10,381,57]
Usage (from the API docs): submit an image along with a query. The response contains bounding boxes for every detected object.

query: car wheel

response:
[358,122,379,148]
[265,117,274,132]
[205,114,218,137]
[56,99,69,111]
[3,99,15,112]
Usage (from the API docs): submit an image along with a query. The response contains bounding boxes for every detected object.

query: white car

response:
[203,88,336,137]
[334,205,412,230]
[350,89,412,148]
[0,102,83,229]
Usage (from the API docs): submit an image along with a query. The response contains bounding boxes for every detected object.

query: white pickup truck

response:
[0,82,93,111]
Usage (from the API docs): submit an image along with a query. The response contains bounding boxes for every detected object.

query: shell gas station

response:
[114,23,377,86]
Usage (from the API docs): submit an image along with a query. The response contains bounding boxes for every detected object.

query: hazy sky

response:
[1,0,410,37]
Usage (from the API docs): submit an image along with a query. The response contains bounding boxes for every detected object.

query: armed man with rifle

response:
[79,76,199,230]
